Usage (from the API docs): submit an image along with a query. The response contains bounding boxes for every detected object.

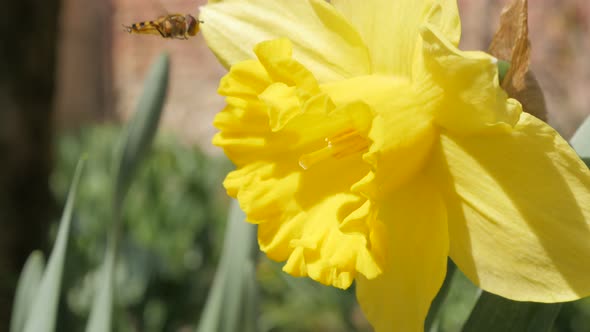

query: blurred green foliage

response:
[257,258,368,332]
[52,125,231,331]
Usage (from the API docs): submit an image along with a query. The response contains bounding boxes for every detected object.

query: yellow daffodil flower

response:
[200,0,590,330]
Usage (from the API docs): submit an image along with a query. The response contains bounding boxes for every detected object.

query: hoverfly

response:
[123,14,201,40]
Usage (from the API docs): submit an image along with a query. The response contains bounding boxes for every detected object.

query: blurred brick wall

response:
[55,0,114,126]
[113,0,225,154]
[55,0,225,154]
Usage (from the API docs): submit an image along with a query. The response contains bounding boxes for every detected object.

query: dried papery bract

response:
[489,0,547,121]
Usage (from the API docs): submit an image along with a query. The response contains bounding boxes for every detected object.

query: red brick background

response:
[113,0,224,154]
[55,0,590,153]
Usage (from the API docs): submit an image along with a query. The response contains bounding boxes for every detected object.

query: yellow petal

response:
[356,175,448,332]
[431,112,590,302]
[259,83,303,132]
[213,92,338,167]
[214,39,327,165]
[199,0,371,82]
[224,137,381,288]
[421,25,522,135]
[331,0,460,76]
[322,74,441,198]
[359,87,438,199]
[254,38,322,110]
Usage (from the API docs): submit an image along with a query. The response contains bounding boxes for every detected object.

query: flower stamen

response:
[299,129,369,170]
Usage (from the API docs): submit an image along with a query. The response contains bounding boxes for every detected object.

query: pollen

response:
[299,129,369,170]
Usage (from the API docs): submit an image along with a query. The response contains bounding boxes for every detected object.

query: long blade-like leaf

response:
[22,158,85,332]
[461,291,561,332]
[196,200,258,332]
[10,251,45,332]
[84,243,116,332]
[85,53,169,332]
[112,52,170,215]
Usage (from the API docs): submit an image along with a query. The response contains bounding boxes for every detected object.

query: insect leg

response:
[156,27,166,38]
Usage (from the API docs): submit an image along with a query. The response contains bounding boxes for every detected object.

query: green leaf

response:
[497,60,510,85]
[85,53,170,332]
[112,52,170,215]
[84,245,116,332]
[10,251,45,332]
[196,200,259,332]
[570,115,590,167]
[425,259,456,332]
[86,241,116,332]
[461,291,561,332]
[22,158,85,332]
